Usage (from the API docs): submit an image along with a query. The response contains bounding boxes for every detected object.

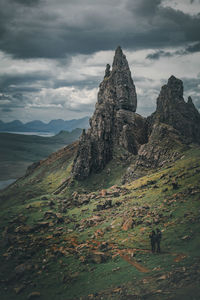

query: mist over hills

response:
[0,117,89,133]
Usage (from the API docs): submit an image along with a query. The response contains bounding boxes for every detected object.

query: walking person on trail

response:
[155,228,162,253]
[149,230,156,253]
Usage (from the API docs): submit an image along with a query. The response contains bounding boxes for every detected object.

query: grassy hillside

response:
[0,144,199,299]
[0,129,82,181]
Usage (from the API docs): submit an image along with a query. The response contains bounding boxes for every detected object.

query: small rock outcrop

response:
[72,46,146,180]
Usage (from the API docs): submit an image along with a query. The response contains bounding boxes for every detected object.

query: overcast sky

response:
[0,0,200,123]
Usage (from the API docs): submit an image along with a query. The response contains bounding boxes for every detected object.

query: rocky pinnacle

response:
[152,75,200,143]
[98,46,137,112]
[71,47,145,180]
[71,51,200,182]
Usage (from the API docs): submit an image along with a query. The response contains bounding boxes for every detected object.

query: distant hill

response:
[0,128,82,181]
[0,116,89,133]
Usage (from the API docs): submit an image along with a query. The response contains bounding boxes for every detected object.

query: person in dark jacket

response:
[155,228,162,253]
[149,230,156,253]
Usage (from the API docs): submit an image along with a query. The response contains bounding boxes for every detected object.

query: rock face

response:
[123,122,186,183]
[136,123,184,169]
[71,48,200,182]
[149,75,200,143]
[72,47,146,180]
[123,76,200,182]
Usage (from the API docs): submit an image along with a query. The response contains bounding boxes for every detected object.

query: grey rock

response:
[123,122,185,182]
[71,53,200,182]
[71,47,143,180]
[149,75,200,143]
[104,64,111,78]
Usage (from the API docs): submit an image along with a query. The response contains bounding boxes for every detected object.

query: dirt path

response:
[117,250,150,273]
[120,254,150,272]
[116,247,186,273]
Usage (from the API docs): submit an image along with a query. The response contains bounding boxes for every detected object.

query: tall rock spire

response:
[112,46,131,72]
[71,47,146,180]
[98,46,137,112]
[151,75,200,143]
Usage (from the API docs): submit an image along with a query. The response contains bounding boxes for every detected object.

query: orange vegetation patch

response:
[174,254,187,262]
[95,229,104,238]
[140,227,147,232]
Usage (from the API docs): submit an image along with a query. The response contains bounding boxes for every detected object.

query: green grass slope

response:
[0,145,135,207]
[0,144,200,299]
[0,142,79,207]
[0,129,82,180]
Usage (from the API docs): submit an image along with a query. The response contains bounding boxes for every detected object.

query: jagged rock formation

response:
[123,122,186,183]
[124,76,200,182]
[72,47,146,180]
[149,76,200,143]
[72,47,200,182]
[137,122,184,168]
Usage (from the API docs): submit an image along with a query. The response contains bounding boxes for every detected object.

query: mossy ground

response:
[0,144,200,299]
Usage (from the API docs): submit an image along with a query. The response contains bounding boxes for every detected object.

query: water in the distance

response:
[1,131,55,137]
[0,179,16,190]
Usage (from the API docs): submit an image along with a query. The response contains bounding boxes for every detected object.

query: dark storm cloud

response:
[146,50,173,60]
[1,107,12,112]
[0,0,200,59]
[53,77,100,90]
[185,42,200,53]
[147,42,200,60]
[12,0,40,5]
[0,0,199,122]
[126,0,162,17]
[0,93,26,111]
[0,72,52,93]
[182,77,200,91]
[0,94,10,101]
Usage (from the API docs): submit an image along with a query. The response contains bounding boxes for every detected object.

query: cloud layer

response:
[0,0,199,122]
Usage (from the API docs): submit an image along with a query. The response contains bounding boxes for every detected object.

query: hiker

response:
[155,228,162,253]
[149,230,156,253]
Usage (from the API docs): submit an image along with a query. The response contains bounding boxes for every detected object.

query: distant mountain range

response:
[0,117,89,133]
